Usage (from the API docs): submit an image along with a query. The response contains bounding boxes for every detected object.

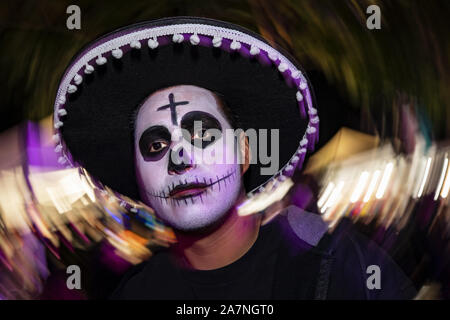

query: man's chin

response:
[160,208,232,235]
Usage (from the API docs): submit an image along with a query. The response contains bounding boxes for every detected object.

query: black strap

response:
[314,255,333,300]
[313,231,337,300]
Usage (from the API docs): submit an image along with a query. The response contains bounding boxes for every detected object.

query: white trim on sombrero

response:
[53,22,319,208]
[54,23,309,113]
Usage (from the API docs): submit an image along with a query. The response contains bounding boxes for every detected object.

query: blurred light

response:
[440,158,450,199]
[376,162,394,199]
[318,182,335,209]
[238,179,294,216]
[350,171,370,203]
[321,181,344,213]
[46,187,70,214]
[434,156,448,200]
[363,170,381,202]
[417,157,432,198]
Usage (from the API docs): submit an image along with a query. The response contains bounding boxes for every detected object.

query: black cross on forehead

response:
[157,93,189,125]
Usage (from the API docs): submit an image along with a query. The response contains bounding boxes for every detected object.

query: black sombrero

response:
[53,16,319,209]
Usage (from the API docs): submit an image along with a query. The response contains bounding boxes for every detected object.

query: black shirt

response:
[111,206,417,299]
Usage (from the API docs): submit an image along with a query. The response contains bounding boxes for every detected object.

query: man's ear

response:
[239,131,251,175]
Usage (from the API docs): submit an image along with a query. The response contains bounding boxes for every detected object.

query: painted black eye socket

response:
[181,111,222,149]
[139,125,171,161]
[192,128,215,142]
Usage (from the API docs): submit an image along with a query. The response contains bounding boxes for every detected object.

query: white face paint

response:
[134,85,242,231]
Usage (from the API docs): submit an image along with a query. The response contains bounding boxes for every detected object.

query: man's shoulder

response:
[266,205,325,241]
[271,206,416,299]
[322,218,417,299]
[268,205,330,255]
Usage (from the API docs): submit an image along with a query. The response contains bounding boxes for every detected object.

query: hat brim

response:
[56,17,318,201]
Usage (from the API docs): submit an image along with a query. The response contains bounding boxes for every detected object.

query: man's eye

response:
[149,141,168,152]
[192,129,211,141]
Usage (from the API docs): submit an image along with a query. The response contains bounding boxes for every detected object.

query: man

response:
[54,17,416,299]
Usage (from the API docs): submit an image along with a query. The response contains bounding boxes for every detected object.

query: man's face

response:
[134,85,243,231]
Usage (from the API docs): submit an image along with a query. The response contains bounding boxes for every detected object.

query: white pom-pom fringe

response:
[296,91,303,102]
[67,85,77,94]
[307,126,316,134]
[309,107,317,116]
[96,56,107,65]
[172,33,184,43]
[84,64,94,74]
[58,96,66,105]
[230,40,241,50]
[74,74,82,85]
[250,45,260,55]
[190,34,200,45]
[300,138,308,147]
[57,109,67,116]
[278,63,288,72]
[212,36,222,48]
[268,52,278,61]
[130,40,141,49]
[112,48,123,59]
[285,164,294,172]
[291,70,301,79]
[148,38,159,49]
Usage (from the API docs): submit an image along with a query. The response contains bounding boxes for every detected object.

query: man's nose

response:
[168,147,193,175]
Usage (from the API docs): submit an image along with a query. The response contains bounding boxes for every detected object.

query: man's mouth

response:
[169,182,208,199]
[148,169,236,204]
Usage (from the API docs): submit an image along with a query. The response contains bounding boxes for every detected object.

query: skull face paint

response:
[134,85,243,231]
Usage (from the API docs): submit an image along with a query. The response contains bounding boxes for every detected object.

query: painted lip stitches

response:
[148,169,237,205]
